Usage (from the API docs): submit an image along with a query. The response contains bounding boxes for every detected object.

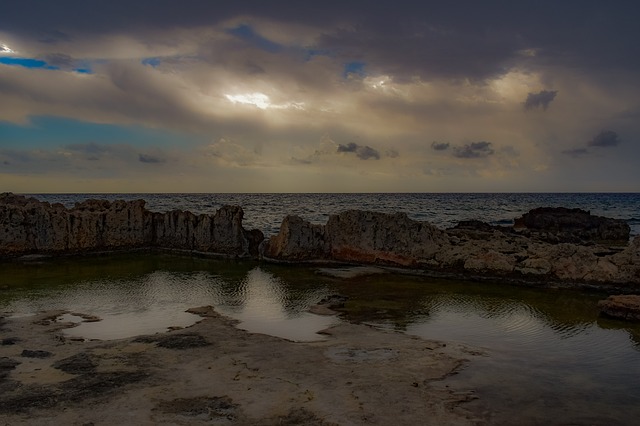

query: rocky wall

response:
[263,209,640,286]
[0,193,261,257]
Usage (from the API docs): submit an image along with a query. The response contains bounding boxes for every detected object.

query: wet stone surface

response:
[133,332,211,349]
[155,395,239,421]
[0,371,149,413]
[21,349,53,358]
[52,352,97,374]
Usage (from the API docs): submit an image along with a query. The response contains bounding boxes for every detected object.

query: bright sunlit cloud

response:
[224,92,305,111]
[225,92,271,109]
[0,42,15,54]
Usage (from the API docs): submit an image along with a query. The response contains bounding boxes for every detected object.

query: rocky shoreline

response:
[2,192,640,321]
[2,192,638,290]
[0,307,481,425]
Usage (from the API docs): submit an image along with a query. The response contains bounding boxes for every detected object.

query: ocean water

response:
[28,193,640,237]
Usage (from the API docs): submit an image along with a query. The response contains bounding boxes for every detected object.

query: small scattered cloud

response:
[588,130,620,147]
[524,90,558,111]
[453,141,494,159]
[65,143,110,155]
[562,129,622,158]
[431,141,450,151]
[562,148,589,157]
[337,142,380,160]
[385,149,399,158]
[138,153,166,163]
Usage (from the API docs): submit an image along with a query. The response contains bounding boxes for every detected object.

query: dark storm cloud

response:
[337,142,380,160]
[524,90,558,110]
[453,141,494,159]
[431,142,450,151]
[588,130,620,147]
[3,2,639,81]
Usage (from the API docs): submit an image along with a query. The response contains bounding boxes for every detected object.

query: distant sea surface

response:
[29,193,640,237]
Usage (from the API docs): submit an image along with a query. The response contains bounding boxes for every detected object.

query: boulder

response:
[598,295,640,321]
[513,207,630,244]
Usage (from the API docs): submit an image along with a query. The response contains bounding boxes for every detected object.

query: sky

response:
[1,1,639,193]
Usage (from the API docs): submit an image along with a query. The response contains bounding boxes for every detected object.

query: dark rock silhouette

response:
[0,193,262,257]
[513,207,630,244]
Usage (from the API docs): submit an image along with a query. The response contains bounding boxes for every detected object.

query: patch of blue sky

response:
[142,57,161,67]
[0,116,205,149]
[71,59,94,74]
[227,24,283,53]
[343,61,366,78]
[73,67,93,74]
[0,57,59,70]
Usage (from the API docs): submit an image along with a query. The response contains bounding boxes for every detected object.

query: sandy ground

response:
[0,307,483,425]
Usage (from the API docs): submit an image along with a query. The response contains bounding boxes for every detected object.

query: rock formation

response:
[513,207,630,244]
[264,210,449,266]
[598,295,640,321]
[1,193,638,288]
[0,193,262,257]
[263,209,640,287]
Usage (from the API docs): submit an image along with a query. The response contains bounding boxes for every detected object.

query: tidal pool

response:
[1,252,639,424]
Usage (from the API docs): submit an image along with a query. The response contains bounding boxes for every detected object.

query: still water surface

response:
[1,253,639,424]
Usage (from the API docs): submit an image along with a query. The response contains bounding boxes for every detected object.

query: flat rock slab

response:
[316,266,388,279]
[0,308,481,425]
[598,295,640,321]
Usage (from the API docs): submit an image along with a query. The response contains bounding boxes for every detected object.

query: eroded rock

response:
[0,193,263,257]
[264,210,449,266]
[264,207,640,286]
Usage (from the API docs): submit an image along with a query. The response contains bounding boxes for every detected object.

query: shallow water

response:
[1,253,639,424]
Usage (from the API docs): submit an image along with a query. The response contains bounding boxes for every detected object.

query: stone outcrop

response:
[2,193,638,288]
[598,295,640,321]
[264,210,449,267]
[513,207,630,244]
[263,209,640,287]
[0,193,262,257]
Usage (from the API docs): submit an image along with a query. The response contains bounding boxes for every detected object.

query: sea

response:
[27,192,640,237]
